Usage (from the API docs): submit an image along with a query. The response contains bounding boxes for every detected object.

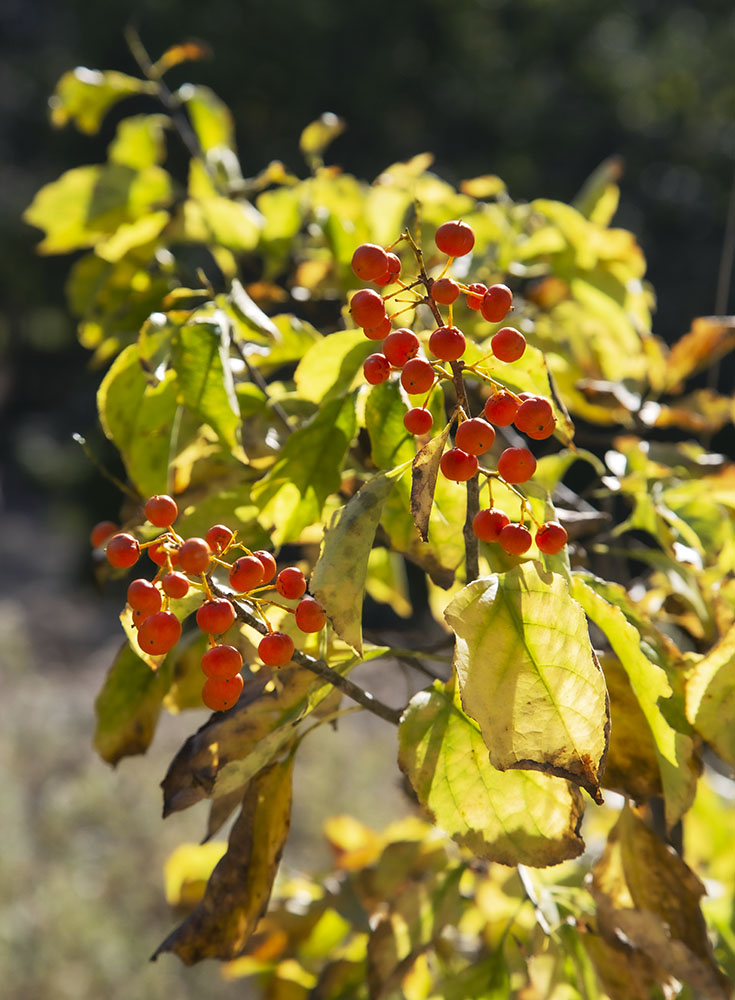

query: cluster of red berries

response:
[91,495,327,712]
[349,219,567,558]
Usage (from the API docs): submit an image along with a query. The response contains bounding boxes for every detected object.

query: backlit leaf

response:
[686,620,735,765]
[164,842,228,908]
[49,67,154,134]
[252,394,357,546]
[664,315,735,392]
[447,564,609,800]
[398,680,585,866]
[294,329,374,404]
[179,83,235,152]
[571,574,697,827]
[108,113,170,169]
[24,163,173,255]
[311,472,398,653]
[94,642,169,764]
[171,319,241,451]
[299,113,345,167]
[154,755,294,963]
[97,344,180,496]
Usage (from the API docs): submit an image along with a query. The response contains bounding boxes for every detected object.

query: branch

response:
[208,579,403,726]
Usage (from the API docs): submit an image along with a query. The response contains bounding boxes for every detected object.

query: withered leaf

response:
[410,424,451,542]
[154,754,294,964]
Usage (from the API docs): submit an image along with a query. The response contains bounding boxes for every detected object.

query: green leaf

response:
[295,329,375,404]
[171,319,241,451]
[154,755,294,964]
[364,380,417,470]
[178,83,235,152]
[24,163,172,255]
[228,278,281,340]
[94,642,169,764]
[299,113,346,167]
[49,67,154,134]
[686,621,735,765]
[95,210,170,263]
[181,194,262,251]
[97,344,180,496]
[398,680,585,867]
[571,574,698,827]
[108,113,170,169]
[446,564,609,801]
[311,472,399,654]
[252,394,357,546]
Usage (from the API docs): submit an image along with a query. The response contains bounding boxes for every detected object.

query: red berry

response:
[455,417,496,455]
[253,550,277,583]
[429,325,466,362]
[431,277,460,305]
[465,282,487,310]
[229,555,265,593]
[497,447,537,484]
[132,608,153,629]
[148,538,172,567]
[514,396,555,440]
[144,494,178,527]
[90,520,118,548]
[491,327,526,363]
[177,537,211,575]
[259,632,295,667]
[276,567,307,600]
[196,599,236,635]
[472,507,511,542]
[536,521,568,555]
[435,220,475,257]
[295,597,327,633]
[383,328,419,368]
[202,673,244,712]
[385,252,401,277]
[201,644,243,680]
[404,407,433,435]
[498,523,533,555]
[372,269,395,287]
[351,243,389,281]
[440,448,479,482]
[127,578,162,615]
[363,315,392,341]
[105,533,140,569]
[162,571,189,599]
[483,391,520,426]
[137,611,182,655]
[481,284,513,323]
[363,353,391,385]
[205,523,234,554]
[400,358,435,395]
[350,288,386,329]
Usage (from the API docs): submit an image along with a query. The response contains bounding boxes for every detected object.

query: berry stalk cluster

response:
[91,495,327,712]
[350,222,568,558]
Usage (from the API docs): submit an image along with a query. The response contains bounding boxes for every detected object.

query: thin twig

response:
[230,339,294,436]
[124,25,209,168]
[72,434,140,502]
[208,579,403,725]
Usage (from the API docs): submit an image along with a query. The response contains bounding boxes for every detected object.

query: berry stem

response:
[208,579,403,725]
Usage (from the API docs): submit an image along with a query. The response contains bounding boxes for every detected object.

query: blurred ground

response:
[0,509,410,999]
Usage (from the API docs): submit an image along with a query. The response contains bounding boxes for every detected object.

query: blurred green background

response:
[1,1,735,997]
